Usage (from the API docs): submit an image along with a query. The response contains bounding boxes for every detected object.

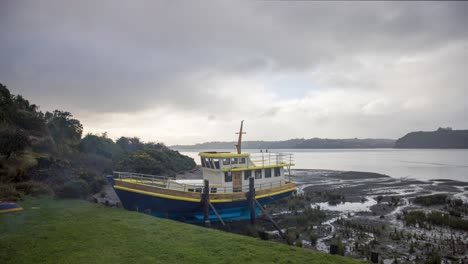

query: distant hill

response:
[172,138,396,150]
[395,128,468,148]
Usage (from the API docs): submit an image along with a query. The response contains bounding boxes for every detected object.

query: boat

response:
[0,201,23,214]
[107,121,296,222]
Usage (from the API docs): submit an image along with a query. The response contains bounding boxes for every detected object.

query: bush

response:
[414,194,447,206]
[0,183,23,201]
[76,170,106,194]
[14,181,54,196]
[58,179,89,198]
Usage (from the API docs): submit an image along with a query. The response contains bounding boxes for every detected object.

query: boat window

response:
[274,167,281,177]
[223,158,230,165]
[213,159,220,169]
[265,168,272,178]
[244,170,252,180]
[201,158,206,167]
[224,172,232,182]
[204,158,212,169]
[255,169,262,179]
[209,159,216,169]
[239,157,246,164]
[210,187,217,193]
[231,157,238,164]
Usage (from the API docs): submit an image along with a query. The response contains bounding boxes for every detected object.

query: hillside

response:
[0,82,196,201]
[172,138,395,150]
[0,198,359,264]
[395,128,468,148]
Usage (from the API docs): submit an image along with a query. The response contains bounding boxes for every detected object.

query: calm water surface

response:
[178,149,468,182]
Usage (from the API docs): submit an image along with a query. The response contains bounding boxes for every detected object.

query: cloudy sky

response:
[1,1,467,145]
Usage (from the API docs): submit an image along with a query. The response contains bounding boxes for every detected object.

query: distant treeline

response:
[395,127,468,148]
[172,138,396,150]
[174,127,468,150]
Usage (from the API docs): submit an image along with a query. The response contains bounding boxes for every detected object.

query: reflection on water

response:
[313,196,377,213]
[177,149,468,181]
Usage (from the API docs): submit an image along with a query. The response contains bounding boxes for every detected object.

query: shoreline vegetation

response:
[0,197,359,264]
[0,82,196,202]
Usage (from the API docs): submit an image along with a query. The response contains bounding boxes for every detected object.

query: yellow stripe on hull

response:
[114,185,297,203]
[0,207,23,213]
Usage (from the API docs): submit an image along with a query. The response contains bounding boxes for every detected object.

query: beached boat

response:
[107,121,296,222]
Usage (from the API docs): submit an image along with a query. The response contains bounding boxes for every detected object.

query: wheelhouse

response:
[199,152,294,192]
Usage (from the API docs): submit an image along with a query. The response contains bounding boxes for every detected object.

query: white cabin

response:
[198,152,294,193]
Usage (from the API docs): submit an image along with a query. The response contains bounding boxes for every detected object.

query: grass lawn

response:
[0,198,361,264]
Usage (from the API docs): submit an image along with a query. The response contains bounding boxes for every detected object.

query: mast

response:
[235,120,246,154]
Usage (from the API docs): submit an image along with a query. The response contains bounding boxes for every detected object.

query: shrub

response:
[414,194,447,206]
[14,181,54,196]
[76,170,106,194]
[0,183,23,201]
[58,179,89,198]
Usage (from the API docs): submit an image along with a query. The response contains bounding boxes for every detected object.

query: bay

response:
[177,148,468,182]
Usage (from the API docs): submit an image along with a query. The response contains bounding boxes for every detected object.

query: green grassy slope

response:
[0,198,360,264]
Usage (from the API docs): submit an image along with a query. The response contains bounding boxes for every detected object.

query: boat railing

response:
[231,152,294,169]
[113,171,170,187]
[112,171,292,194]
[167,179,292,194]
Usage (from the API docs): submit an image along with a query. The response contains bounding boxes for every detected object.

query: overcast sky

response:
[1,1,467,145]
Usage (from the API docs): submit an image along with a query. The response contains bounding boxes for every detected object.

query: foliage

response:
[115,151,163,175]
[0,83,196,200]
[404,211,427,227]
[0,83,46,134]
[414,194,447,206]
[0,183,23,201]
[58,179,90,198]
[80,133,122,159]
[114,137,196,175]
[424,253,441,264]
[0,129,30,159]
[45,110,83,152]
[14,181,54,197]
[404,210,468,231]
[296,207,326,226]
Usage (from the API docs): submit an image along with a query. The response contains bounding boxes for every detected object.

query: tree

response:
[0,83,14,123]
[80,133,121,159]
[116,136,143,152]
[0,129,30,159]
[45,110,83,151]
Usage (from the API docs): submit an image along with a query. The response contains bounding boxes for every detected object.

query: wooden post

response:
[254,199,285,239]
[370,252,379,263]
[248,176,256,225]
[202,179,210,227]
[329,244,338,255]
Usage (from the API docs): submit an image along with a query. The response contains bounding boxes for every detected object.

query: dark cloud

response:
[1,1,467,143]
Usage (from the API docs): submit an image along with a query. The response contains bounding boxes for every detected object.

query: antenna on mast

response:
[235,120,246,154]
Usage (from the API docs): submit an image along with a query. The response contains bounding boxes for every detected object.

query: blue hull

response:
[113,186,294,222]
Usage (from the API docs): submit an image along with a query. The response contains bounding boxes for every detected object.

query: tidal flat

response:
[212,169,468,263]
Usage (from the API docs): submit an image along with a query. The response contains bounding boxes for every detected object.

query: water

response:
[313,196,377,213]
[177,149,468,182]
